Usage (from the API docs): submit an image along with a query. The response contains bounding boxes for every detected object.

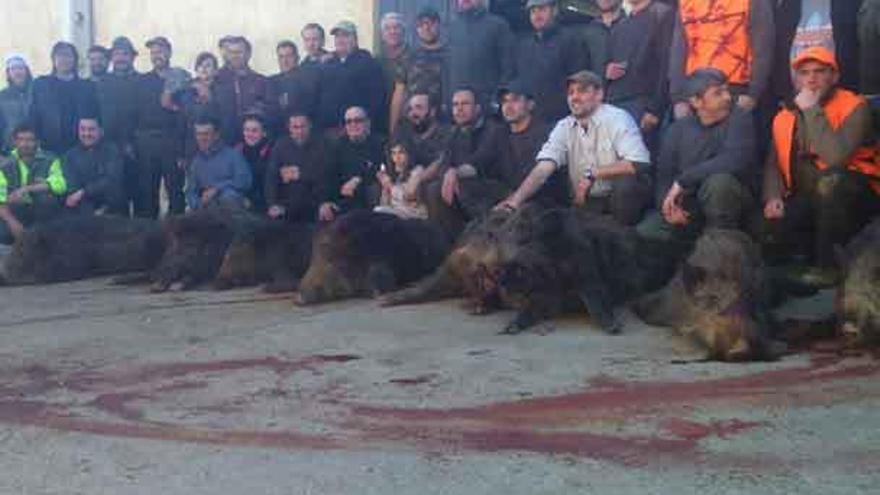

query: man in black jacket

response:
[133,37,186,218]
[96,36,141,216]
[63,117,124,215]
[516,0,591,123]
[638,69,758,242]
[448,0,516,107]
[31,42,98,154]
[265,113,329,223]
[268,40,319,134]
[316,21,387,132]
[319,106,385,222]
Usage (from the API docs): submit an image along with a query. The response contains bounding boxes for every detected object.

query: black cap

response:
[497,80,535,101]
[110,36,138,55]
[416,6,441,22]
[145,36,172,51]
[682,68,727,98]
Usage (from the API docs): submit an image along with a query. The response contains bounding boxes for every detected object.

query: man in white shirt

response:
[497,70,652,225]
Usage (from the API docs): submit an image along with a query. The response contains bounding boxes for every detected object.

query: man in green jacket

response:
[0,124,66,244]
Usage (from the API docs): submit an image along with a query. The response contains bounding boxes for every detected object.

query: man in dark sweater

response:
[578,0,625,78]
[266,113,329,223]
[319,107,386,222]
[31,42,98,155]
[96,37,141,215]
[604,0,675,138]
[516,0,591,123]
[213,36,271,145]
[418,87,503,236]
[317,21,387,132]
[474,82,565,209]
[392,93,451,170]
[62,117,124,215]
[638,69,758,241]
[134,37,187,219]
[268,40,319,133]
[448,0,516,107]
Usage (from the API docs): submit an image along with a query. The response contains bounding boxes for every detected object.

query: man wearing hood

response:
[0,55,33,153]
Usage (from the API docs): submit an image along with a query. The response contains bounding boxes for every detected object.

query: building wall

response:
[0,2,67,76]
[2,0,377,77]
[94,0,377,74]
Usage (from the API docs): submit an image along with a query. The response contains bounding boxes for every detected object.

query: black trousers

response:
[760,169,879,267]
[134,131,185,219]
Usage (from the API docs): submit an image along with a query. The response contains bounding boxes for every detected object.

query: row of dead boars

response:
[1,206,878,361]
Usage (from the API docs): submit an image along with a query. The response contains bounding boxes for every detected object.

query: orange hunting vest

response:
[772,89,880,195]
[680,0,753,85]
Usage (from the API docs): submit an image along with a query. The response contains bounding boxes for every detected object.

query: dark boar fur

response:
[634,229,783,362]
[494,208,683,334]
[379,204,547,314]
[837,218,880,346]
[0,215,164,285]
[296,211,452,305]
[213,221,314,293]
[150,207,263,292]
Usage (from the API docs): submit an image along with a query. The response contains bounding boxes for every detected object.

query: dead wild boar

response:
[296,211,452,305]
[634,229,783,362]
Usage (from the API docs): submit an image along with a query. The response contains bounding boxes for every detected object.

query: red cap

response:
[791,46,839,72]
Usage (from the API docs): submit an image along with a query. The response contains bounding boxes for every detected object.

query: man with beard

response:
[133,36,186,218]
[390,8,449,131]
[96,37,140,216]
[498,71,652,225]
[393,92,450,171]
[87,45,110,82]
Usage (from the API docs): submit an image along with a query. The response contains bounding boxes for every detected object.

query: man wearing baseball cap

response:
[762,46,878,285]
[637,68,758,242]
[390,7,449,132]
[515,0,590,123]
[497,70,652,226]
[316,21,386,132]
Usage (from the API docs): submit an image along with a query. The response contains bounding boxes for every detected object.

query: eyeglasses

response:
[345,117,367,125]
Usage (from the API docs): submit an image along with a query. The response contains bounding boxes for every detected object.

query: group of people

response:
[1,0,879,286]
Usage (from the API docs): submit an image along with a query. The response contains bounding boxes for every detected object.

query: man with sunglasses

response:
[319,106,386,222]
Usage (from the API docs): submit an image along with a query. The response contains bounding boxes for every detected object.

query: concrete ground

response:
[0,278,877,495]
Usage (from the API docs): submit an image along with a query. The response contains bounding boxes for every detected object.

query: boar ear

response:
[681,263,706,293]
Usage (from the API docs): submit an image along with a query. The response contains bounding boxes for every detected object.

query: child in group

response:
[373,140,428,220]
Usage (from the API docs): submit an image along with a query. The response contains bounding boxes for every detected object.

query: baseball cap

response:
[526,0,556,8]
[497,80,535,101]
[566,70,603,89]
[416,7,441,22]
[791,46,839,72]
[145,36,172,51]
[682,68,728,98]
[331,21,358,36]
